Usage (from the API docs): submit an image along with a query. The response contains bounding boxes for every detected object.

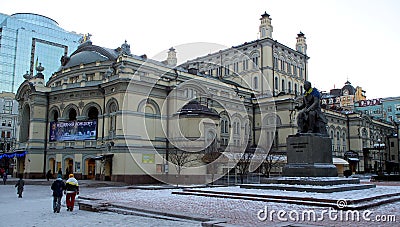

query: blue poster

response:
[49,120,97,142]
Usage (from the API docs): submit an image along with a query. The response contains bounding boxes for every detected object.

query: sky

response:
[1,0,400,99]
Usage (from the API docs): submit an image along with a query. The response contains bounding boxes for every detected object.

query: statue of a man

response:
[295,81,327,134]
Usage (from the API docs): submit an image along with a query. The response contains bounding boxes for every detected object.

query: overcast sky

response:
[2,0,399,99]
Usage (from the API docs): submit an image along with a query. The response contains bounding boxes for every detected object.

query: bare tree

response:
[168,149,201,185]
[235,151,253,184]
[202,139,221,185]
[261,151,286,178]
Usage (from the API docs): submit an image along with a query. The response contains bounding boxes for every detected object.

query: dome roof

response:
[342,81,356,95]
[178,100,220,119]
[59,41,119,70]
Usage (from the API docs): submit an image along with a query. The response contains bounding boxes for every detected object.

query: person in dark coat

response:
[15,174,24,198]
[3,172,7,185]
[51,176,66,213]
[46,170,52,181]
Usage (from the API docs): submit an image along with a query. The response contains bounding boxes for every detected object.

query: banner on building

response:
[358,99,382,107]
[49,120,97,142]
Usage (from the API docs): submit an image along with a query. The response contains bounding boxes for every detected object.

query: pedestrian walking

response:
[3,172,7,185]
[46,169,52,181]
[51,175,66,213]
[15,174,25,198]
[65,174,79,211]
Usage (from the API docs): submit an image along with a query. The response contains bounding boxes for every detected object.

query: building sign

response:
[358,99,382,107]
[321,96,354,106]
[142,154,155,164]
[49,120,97,142]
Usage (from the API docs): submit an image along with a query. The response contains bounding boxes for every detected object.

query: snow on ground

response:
[193,185,400,200]
[86,185,400,226]
[2,180,399,227]
[0,184,201,227]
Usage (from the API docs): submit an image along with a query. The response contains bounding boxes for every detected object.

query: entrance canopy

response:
[93,153,114,160]
[333,157,349,165]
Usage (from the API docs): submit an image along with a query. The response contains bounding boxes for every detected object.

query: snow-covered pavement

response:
[86,184,400,226]
[0,184,201,227]
[2,179,400,227]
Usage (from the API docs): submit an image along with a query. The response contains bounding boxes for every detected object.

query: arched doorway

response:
[48,158,56,178]
[64,158,73,178]
[86,158,96,180]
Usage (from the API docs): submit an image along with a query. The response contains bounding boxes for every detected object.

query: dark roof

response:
[329,88,342,96]
[59,41,118,70]
[178,100,220,119]
[261,11,270,18]
[342,81,356,95]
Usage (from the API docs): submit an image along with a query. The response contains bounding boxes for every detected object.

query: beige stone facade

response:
[14,12,397,184]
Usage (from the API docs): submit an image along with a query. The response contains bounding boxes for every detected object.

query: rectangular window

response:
[216,67,221,77]
[234,62,239,72]
[243,59,248,71]
[224,65,230,75]
[252,57,259,68]
[4,100,12,113]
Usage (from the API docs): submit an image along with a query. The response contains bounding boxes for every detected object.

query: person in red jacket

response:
[65,174,79,211]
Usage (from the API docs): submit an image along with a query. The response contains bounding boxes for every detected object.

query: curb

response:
[78,199,230,226]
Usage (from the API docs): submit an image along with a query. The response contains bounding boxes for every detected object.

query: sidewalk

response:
[4,176,129,187]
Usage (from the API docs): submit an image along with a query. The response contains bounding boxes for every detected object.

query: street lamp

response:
[373,139,386,174]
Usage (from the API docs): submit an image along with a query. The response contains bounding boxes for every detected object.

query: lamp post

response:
[373,139,386,174]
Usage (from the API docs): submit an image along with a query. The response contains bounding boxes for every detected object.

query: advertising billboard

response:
[49,120,97,142]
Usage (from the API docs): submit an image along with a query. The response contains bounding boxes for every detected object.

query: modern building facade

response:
[381,97,400,123]
[0,13,82,93]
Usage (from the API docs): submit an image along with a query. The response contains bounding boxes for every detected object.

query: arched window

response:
[281,79,285,92]
[288,81,292,93]
[233,121,240,135]
[69,109,77,121]
[336,131,340,151]
[254,76,258,90]
[273,56,279,69]
[50,109,59,122]
[274,77,278,90]
[20,105,30,143]
[88,107,99,120]
[108,102,118,134]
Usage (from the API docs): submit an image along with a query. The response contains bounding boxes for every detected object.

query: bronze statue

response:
[295,81,327,134]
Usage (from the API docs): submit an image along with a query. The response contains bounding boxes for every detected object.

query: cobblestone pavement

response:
[86,185,400,227]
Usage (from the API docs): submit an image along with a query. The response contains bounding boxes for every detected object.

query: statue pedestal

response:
[282,133,338,177]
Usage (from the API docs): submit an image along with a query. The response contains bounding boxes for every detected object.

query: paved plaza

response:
[2,177,400,226]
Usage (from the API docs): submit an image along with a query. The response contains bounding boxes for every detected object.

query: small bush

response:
[343,170,352,178]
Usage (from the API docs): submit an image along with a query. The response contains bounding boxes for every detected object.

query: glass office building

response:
[0,13,82,92]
